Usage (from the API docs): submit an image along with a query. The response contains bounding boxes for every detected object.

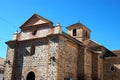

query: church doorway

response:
[26,71,35,80]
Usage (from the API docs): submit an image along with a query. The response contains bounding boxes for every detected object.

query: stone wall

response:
[47,38,59,80]
[92,53,98,80]
[4,36,61,80]
[98,54,103,80]
[84,48,92,80]
[19,27,53,41]
[57,36,78,80]
[19,39,49,80]
[77,46,84,80]
[4,45,15,80]
[0,58,5,80]
[103,57,120,80]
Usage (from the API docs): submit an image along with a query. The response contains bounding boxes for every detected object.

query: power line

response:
[0,36,9,40]
[0,16,18,30]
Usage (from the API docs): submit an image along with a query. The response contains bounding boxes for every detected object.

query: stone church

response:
[4,14,120,80]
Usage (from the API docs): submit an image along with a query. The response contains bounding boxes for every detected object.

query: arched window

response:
[32,30,37,35]
[85,31,87,37]
[111,67,114,71]
[73,29,77,36]
[26,71,35,80]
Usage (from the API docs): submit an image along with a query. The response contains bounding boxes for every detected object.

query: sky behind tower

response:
[0,0,120,58]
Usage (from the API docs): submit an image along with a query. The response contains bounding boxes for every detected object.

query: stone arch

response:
[26,71,35,80]
[23,68,40,80]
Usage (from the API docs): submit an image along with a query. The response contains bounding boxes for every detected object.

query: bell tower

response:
[67,22,91,42]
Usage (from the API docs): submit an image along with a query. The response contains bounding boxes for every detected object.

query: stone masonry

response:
[4,14,120,80]
[0,57,4,80]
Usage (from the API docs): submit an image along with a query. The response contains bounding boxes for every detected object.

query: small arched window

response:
[85,31,87,37]
[32,30,37,35]
[73,29,77,36]
[111,67,114,71]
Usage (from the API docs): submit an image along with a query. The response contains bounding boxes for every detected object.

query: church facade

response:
[4,14,120,80]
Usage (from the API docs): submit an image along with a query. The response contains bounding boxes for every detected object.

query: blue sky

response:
[0,0,120,58]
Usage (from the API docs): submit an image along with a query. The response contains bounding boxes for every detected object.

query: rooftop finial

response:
[15,30,18,34]
[56,22,60,26]
[13,30,19,40]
